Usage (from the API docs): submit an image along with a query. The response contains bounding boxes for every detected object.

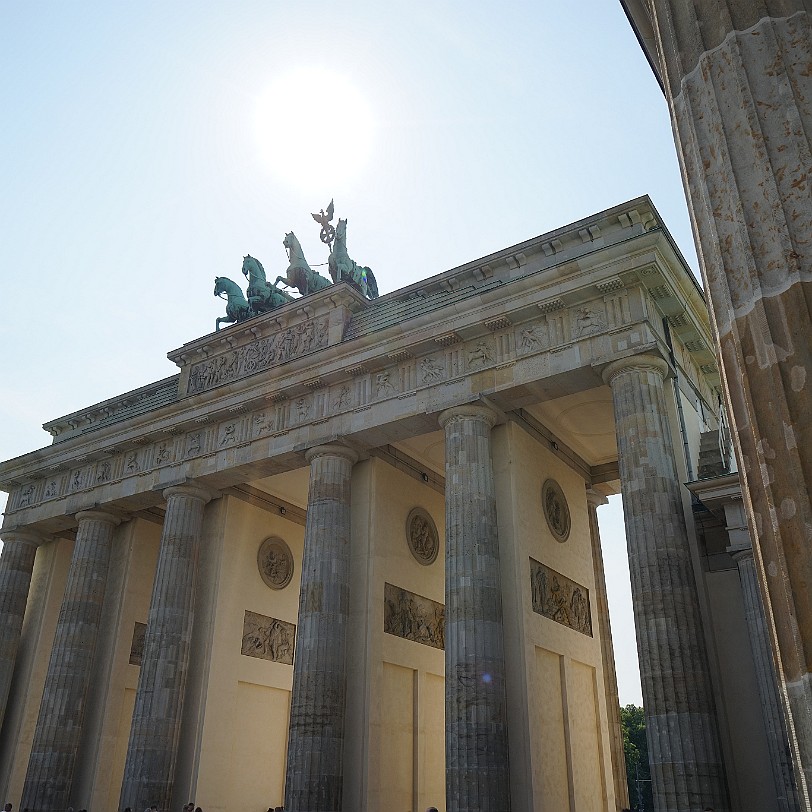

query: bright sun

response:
[254,68,375,192]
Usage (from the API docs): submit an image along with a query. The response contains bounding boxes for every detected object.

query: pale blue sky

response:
[0,1,700,705]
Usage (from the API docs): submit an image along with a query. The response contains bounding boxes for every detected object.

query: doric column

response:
[439,404,510,812]
[119,484,213,812]
[284,444,357,812]
[0,529,46,734]
[728,541,801,812]
[644,1,812,794]
[586,489,629,811]
[21,510,121,812]
[602,354,728,812]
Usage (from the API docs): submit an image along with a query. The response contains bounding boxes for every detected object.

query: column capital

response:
[438,402,499,430]
[0,528,49,547]
[75,509,123,527]
[162,483,216,504]
[585,488,609,509]
[601,353,669,386]
[304,443,359,465]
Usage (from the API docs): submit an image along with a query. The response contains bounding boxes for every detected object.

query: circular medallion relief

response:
[257,536,294,590]
[542,479,571,542]
[406,507,439,566]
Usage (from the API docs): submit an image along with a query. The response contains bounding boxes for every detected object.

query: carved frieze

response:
[129,621,147,666]
[542,479,571,542]
[529,558,592,637]
[257,536,294,590]
[187,317,329,395]
[384,582,444,649]
[241,610,295,664]
[406,507,439,565]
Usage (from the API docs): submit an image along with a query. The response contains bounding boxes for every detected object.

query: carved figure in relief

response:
[18,484,34,507]
[125,452,139,473]
[253,412,275,435]
[519,325,545,351]
[574,306,605,336]
[468,340,494,369]
[275,232,332,296]
[44,480,58,499]
[420,356,444,383]
[96,461,111,483]
[187,432,202,457]
[241,611,295,664]
[296,398,311,420]
[219,424,236,446]
[334,384,351,410]
[375,371,396,397]
[384,583,444,649]
[570,587,590,634]
[72,470,84,490]
[156,443,172,463]
[328,218,379,299]
[258,537,294,590]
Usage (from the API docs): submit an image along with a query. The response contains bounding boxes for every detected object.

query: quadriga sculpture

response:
[213,276,250,331]
[241,255,294,314]
[275,232,332,296]
[329,218,378,299]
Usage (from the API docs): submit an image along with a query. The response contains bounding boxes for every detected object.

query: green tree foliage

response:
[620,704,653,811]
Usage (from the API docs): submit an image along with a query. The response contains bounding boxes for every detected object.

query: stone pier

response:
[0,530,45,734]
[603,354,728,811]
[284,444,358,812]
[439,404,511,812]
[642,1,812,795]
[21,510,121,812]
[119,484,212,812]
[586,489,629,811]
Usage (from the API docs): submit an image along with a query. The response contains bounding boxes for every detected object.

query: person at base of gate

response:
[426,807,439,812]
[4,803,11,812]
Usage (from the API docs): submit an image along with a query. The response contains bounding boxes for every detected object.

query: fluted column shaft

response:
[586,490,629,811]
[284,444,358,812]
[729,542,801,812]
[603,355,728,812]
[439,404,510,812]
[645,0,812,795]
[21,510,121,812]
[119,484,212,812]
[0,530,45,734]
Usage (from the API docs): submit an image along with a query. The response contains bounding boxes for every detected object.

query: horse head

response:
[335,218,347,245]
[242,254,266,283]
[214,276,225,296]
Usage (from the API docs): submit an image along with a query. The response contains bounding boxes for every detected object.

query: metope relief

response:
[129,621,147,666]
[257,536,294,590]
[406,507,439,565]
[241,610,295,664]
[530,558,592,637]
[542,478,571,542]
[187,317,329,395]
[384,582,444,649]
[573,305,606,338]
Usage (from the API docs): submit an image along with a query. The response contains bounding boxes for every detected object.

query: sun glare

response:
[254,68,375,192]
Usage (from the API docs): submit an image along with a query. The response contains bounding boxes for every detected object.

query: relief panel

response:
[241,610,296,664]
[384,582,444,650]
[530,558,592,637]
